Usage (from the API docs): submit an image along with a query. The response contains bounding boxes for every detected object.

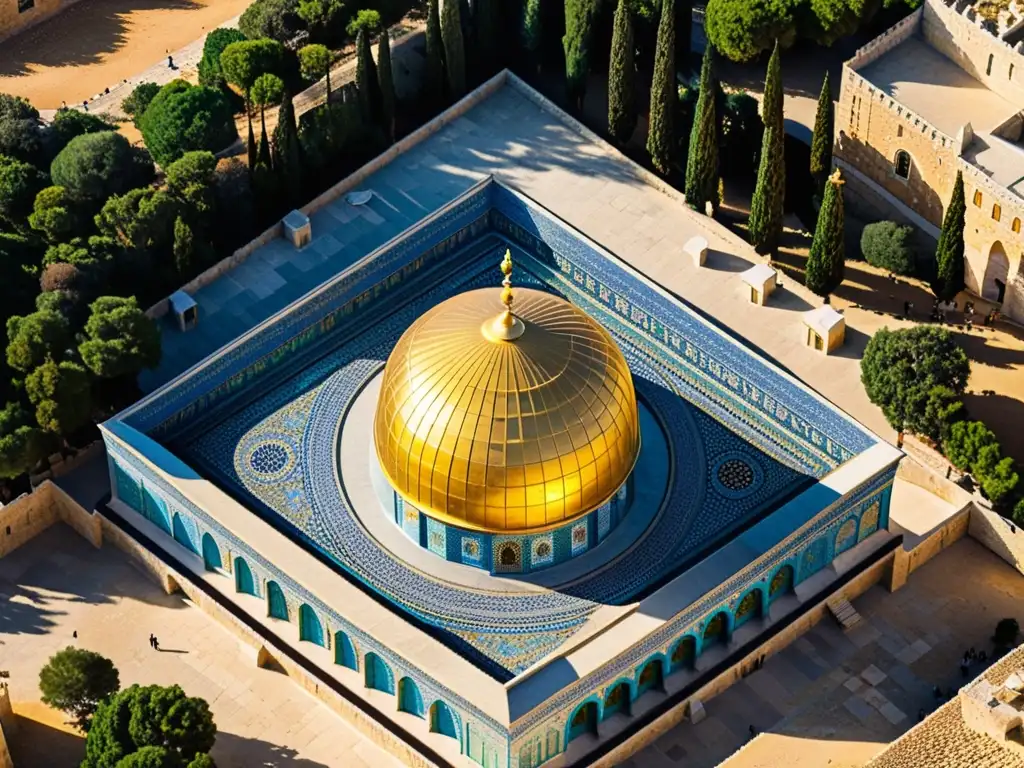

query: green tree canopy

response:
[0,402,49,479]
[173,217,195,277]
[932,169,966,301]
[355,28,383,127]
[809,72,834,186]
[79,297,161,379]
[378,31,396,143]
[974,445,1018,505]
[442,0,468,100]
[238,0,300,42]
[346,8,381,36]
[860,326,971,435]
[82,684,216,768]
[250,73,285,110]
[50,132,154,210]
[96,188,178,256]
[139,80,237,167]
[220,39,286,96]
[6,309,71,373]
[684,45,719,213]
[165,151,218,220]
[115,746,176,768]
[49,109,116,157]
[704,0,799,62]
[563,0,599,111]
[0,154,46,228]
[30,186,81,242]
[521,0,543,71]
[39,646,119,730]
[607,0,637,145]
[804,169,846,298]
[647,0,676,175]
[748,41,785,255]
[298,44,333,98]
[0,93,43,162]
[198,29,247,89]
[298,0,343,38]
[918,385,963,445]
[861,220,916,275]
[425,0,446,106]
[945,420,997,473]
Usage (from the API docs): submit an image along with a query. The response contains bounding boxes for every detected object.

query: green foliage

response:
[705,0,798,62]
[647,0,676,175]
[49,109,116,157]
[809,72,833,190]
[39,647,119,731]
[220,39,286,95]
[0,402,49,479]
[975,446,1018,505]
[297,0,343,36]
[378,32,396,143]
[684,46,719,213]
[173,217,195,277]
[919,385,963,444]
[81,684,216,768]
[165,151,217,225]
[250,73,285,109]
[994,618,1019,648]
[861,326,970,434]
[861,220,916,275]
[185,754,217,768]
[238,0,300,42]
[442,0,468,100]
[522,0,543,68]
[607,0,637,144]
[355,28,383,125]
[347,8,382,36]
[932,170,966,301]
[809,0,879,46]
[425,0,445,106]
[115,746,176,768]
[0,93,43,162]
[138,80,237,167]
[79,297,160,379]
[272,91,303,207]
[6,309,71,373]
[0,154,45,228]
[804,171,845,298]
[563,0,598,111]
[1013,498,1024,527]
[298,44,333,97]
[211,158,256,249]
[720,91,762,177]
[198,29,247,89]
[121,83,161,129]
[748,42,785,255]
[50,132,154,209]
[30,186,80,242]
[26,360,92,436]
[945,420,997,472]
[96,188,178,255]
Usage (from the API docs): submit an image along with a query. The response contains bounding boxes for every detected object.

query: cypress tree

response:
[173,216,194,277]
[522,0,542,73]
[258,113,271,169]
[273,90,303,208]
[246,114,257,173]
[805,168,846,300]
[378,30,396,143]
[932,170,967,301]
[426,0,446,107]
[748,43,785,256]
[646,0,676,176]
[563,0,598,112]
[442,0,467,100]
[676,0,693,74]
[607,0,636,144]
[809,72,834,196]
[684,45,719,214]
[356,28,382,126]
[475,0,501,78]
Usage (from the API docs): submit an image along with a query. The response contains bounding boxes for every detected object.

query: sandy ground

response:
[0,0,253,108]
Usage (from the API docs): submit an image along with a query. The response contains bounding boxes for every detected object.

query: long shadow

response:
[0,0,201,78]
[8,712,84,767]
[212,731,332,767]
[962,392,1024,467]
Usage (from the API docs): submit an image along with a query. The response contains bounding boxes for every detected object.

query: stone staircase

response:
[827,596,864,631]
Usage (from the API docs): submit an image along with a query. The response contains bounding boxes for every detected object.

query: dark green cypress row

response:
[247,112,257,173]
[932,170,967,301]
[474,0,501,78]
[426,0,446,107]
[356,28,382,126]
[646,0,676,176]
[563,0,598,112]
[378,30,396,143]
[522,0,542,73]
[607,0,636,144]
[258,107,272,169]
[442,0,467,99]
[805,169,846,299]
[809,72,834,195]
[684,45,719,213]
[273,90,303,208]
[748,43,785,256]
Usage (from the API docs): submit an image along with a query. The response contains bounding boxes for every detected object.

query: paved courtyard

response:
[0,524,402,768]
[626,537,1024,768]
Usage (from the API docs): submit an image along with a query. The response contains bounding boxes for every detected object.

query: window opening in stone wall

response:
[17,0,34,11]
[1011,64,1015,80]
[974,190,984,207]
[987,54,994,76]
[894,150,911,180]
[993,204,1001,222]
[1013,218,1021,234]
[897,125,903,138]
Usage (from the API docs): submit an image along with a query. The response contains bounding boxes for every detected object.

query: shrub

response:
[704,0,798,63]
[139,80,237,167]
[347,8,381,36]
[994,618,1020,649]
[0,401,49,479]
[220,39,287,95]
[1013,498,1024,527]
[121,83,161,129]
[0,93,43,162]
[26,359,93,438]
[79,296,161,379]
[945,420,997,473]
[49,109,115,156]
[50,132,154,209]
[30,186,80,242]
[920,385,963,444]
[861,220,916,275]
[975,447,1018,505]
[0,154,45,228]
[6,309,71,373]
[239,0,301,42]
[198,28,247,88]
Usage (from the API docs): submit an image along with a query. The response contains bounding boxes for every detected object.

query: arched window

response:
[398,677,424,717]
[429,700,460,740]
[500,544,518,566]
[234,557,256,595]
[334,631,358,669]
[299,604,324,646]
[201,533,221,571]
[1013,218,1021,234]
[635,658,664,697]
[669,636,696,672]
[993,204,1001,222]
[365,652,394,694]
[266,580,288,620]
[172,513,198,554]
[567,701,598,743]
[768,565,794,602]
[974,190,984,207]
[703,611,729,647]
[734,589,763,628]
[893,150,911,179]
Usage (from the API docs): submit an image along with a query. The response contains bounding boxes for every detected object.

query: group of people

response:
[959,646,988,678]
[924,298,999,330]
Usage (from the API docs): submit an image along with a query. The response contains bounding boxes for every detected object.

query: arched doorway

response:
[235,557,256,595]
[266,580,288,620]
[201,533,221,571]
[429,700,460,740]
[768,565,794,604]
[734,589,763,629]
[635,658,664,697]
[567,701,598,743]
[703,611,729,648]
[602,681,631,720]
[669,636,696,673]
[983,241,1010,303]
[298,604,324,646]
[335,631,358,669]
[398,677,424,717]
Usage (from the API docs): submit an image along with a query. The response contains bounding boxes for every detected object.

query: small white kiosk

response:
[740,263,777,306]
[282,210,312,249]
[803,305,846,354]
[684,235,709,268]
[168,290,198,332]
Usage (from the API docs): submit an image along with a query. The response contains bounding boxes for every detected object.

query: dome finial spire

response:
[500,249,514,314]
[484,249,525,341]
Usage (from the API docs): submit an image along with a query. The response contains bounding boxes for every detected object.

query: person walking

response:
[149,634,156,649]
[153,636,160,651]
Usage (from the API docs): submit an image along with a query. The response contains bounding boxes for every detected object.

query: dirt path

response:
[0,0,253,109]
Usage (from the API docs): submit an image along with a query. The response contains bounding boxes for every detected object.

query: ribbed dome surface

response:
[373,286,639,533]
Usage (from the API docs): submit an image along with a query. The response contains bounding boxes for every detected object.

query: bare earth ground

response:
[0,0,254,108]
[0,525,402,768]
[627,537,1024,768]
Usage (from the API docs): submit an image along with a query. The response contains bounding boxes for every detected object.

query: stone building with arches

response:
[834,0,1024,321]
[100,77,902,768]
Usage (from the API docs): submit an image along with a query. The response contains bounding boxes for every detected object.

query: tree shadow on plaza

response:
[0,524,187,639]
[212,732,333,767]
[963,391,1024,467]
[0,0,200,78]
[8,711,85,767]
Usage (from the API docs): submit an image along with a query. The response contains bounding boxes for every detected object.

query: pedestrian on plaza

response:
[168,55,174,69]
[149,633,155,649]
[153,636,160,651]
[903,300,910,317]
[72,630,77,639]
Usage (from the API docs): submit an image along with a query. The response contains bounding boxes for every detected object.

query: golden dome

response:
[373,254,640,534]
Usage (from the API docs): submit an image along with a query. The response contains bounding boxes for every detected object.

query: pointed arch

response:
[141,485,171,534]
[266,580,288,620]
[798,536,829,582]
[172,512,197,554]
[734,588,763,629]
[983,241,1010,303]
[669,635,697,673]
[768,564,794,603]
[201,532,222,571]
[234,557,256,595]
[834,517,858,555]
[429,700,460,741]
[635,655,665,697]
[703,610,730,648]
[858,501,881,542]
[565,698,599,744]
[398,677,425,717]
[365,652,394,694]
[334,630,358,670]
[299,604,324,646]
[601,679,632,720]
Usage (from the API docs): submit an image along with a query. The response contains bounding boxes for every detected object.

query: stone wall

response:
[0,685,14,768]
[968,505,1024,576]
[0,0,80,44]
[0,480,100,557]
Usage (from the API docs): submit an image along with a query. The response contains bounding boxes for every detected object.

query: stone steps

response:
[827,596,863,631]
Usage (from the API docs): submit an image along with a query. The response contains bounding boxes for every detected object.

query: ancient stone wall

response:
[0,481,101,557]
[0,0,79,44]
[968,505,1024,577]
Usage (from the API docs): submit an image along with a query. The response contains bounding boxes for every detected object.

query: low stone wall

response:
[0,480,100,557]
[889,507,970,591]
[968,505,1024,576]
[0,685,14,768]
